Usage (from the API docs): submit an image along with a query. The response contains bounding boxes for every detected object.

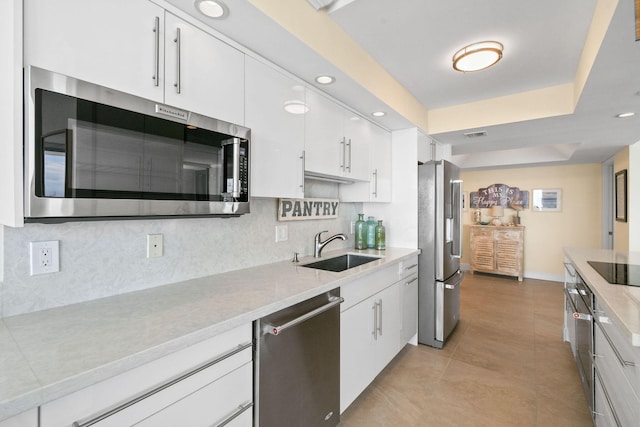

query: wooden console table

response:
[469,225,524,281]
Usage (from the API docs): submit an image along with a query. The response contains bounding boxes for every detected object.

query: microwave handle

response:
[231,138,241,198]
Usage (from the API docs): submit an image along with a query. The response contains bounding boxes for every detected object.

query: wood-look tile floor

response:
[339,273,593,426]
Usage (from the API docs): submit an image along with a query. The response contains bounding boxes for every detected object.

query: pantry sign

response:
[278,198,340,221]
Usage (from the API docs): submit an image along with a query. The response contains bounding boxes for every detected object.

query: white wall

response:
[629,141,640,251]
[365,128,419,249]
[1,183,360,317]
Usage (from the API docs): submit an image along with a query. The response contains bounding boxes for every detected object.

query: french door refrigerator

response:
[418,160,464,348]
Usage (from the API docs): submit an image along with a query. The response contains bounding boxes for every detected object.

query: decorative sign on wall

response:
[278,198,340,221]
[470,183,529,209]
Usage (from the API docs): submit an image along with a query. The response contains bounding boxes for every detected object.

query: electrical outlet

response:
[350,221,355,234]
[30,240,60,275]
[147,234,164,258]
[275,225,288,242]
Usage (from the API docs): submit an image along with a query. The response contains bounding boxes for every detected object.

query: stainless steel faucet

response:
[314,230,347,258]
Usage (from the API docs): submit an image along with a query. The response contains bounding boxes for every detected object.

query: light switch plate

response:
[275,225,288,242]
[30,240,60,275]
[147,234,163,258]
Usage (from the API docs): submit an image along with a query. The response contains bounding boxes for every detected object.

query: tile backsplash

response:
[1,188,360,317]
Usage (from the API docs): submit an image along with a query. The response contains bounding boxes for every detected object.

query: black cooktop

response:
[587,261,640,287]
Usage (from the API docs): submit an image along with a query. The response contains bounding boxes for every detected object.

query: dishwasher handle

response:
[265,296,344,336]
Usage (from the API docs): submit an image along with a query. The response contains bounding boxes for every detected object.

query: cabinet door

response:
[470,229,494,271]
[24,0,164,102]
[375,283,402,372]
[401,275,419,344]
[164,13,244,125]
[340,296,377,413]
[304,90,345,178]
[343,115,370,181]
[245,57,305,198]
[339,122,391,202]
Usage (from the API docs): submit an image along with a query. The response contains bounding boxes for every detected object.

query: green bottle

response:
[355,214,366,249]
[375,220,386,250]
[366,216,377,248]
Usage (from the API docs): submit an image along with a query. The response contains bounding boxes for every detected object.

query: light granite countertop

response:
[564,247,640,347]
[0,247,419,421]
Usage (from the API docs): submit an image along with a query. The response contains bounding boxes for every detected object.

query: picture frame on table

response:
[615,169,627,222]
[532,188,562,212]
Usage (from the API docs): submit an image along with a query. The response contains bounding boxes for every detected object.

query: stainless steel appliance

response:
[565,269,595,414]
[417,160,464,348]
[24,67,250,221]
[255,289,343,427]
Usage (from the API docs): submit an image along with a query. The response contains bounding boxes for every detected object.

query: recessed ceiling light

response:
[195,0,228,18]
[453,41,504,72]
[616,112,636,118]
[372,111,386,117]
[315,75,335,85]
[283,100,309,115]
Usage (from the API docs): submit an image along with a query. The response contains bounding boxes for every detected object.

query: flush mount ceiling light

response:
[315,75,335,85]
[372,111,386,117]
[283,100,309,115]
[616,112,636,118]
[452,41,504,72]
[195,0,228,18]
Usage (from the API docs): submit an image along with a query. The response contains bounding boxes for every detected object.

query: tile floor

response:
[339,272,593,426]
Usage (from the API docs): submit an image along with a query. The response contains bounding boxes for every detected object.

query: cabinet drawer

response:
[398,256,419,281]
[135,362,253,427]
[341,263,399,311]
[594,324,640,426]
[494,230,521,241]
[41,324,252,426]
[472,230,494,239]
[594,370,619,427]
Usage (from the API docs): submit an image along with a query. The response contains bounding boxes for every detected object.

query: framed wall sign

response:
[615,169,627,222]
[532,188,562,212]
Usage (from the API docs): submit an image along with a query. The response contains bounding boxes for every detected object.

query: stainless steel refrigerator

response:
[417,160,464,348]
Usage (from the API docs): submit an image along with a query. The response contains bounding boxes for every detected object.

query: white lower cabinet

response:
[40,324,252,427]
[401,272,419,344]
[340,256,418,413]
[0,409,37,427]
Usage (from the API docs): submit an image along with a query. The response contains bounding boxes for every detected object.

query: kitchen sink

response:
[302,254,382,272]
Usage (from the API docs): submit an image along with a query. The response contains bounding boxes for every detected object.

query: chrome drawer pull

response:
[216,401,253,427]
[404,263,418,271]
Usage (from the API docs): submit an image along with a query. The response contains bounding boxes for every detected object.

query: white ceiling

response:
[166,0,640,169]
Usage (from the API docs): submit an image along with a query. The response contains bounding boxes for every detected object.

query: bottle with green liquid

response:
[355,214,366,249]
[375,220,386,250]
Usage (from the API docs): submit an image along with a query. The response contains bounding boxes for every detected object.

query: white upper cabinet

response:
[164,13,244,126]
[339,121,391,202]
[24,0,165,103]
[24,0,244,125]
[245,57,305,198]
[304,91,369,181]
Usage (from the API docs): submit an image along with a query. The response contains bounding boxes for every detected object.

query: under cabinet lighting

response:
[195,0,228,18]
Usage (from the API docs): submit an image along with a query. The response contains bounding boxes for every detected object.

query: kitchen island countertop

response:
[0,247,418,421]
[564,247,640,347]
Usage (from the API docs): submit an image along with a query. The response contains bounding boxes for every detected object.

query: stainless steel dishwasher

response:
[254,288,342,427]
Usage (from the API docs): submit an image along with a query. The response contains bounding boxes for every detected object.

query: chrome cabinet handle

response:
[372,302,378,340]
[563,262,577,278]
[174,27,181,94]
[404,263,418,271]
[406,277,418,285]
[346,138,352,172]
[300,151,305,191]
[377,299,383,336]
[152,16,160,87]
[265,296,344,336]
[372,169,378,197]
[340,138,346,171]
[215,402,253,427]
[71,342,252,427]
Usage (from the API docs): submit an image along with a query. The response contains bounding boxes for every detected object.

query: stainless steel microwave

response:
[24,67,250,222]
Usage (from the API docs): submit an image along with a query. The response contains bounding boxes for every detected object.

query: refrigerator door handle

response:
[451,179,463,258]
